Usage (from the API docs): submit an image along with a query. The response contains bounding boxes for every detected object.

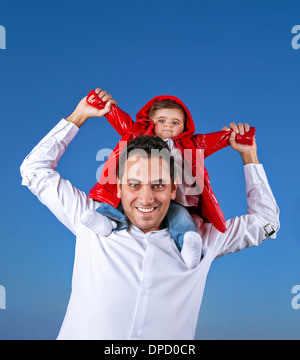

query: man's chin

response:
[137,224,163,233]
[132,220,160,233]
[130,215,163,233]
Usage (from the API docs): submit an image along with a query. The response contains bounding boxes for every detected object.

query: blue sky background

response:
[0,0,299,340]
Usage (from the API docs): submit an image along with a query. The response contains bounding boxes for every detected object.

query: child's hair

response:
[148,100,186,121]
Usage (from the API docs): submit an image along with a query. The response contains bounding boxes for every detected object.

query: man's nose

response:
[139,185,154,205]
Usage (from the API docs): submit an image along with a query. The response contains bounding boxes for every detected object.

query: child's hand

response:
[222,122,259,164]
[66,88,117,128]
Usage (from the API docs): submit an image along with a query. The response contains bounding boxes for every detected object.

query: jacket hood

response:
[135,95,196,140]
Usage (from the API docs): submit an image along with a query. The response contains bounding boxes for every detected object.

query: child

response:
[83,88,255,269]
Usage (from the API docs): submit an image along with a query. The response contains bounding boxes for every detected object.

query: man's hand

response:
[222,122,259,165]
[66,88,117,128]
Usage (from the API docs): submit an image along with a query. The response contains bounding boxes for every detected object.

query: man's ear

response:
[170,178,178,200]
[116,177,122,199]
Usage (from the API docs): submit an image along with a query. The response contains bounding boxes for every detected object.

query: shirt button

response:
[141,289,147,296]
[132,332,138,338]
[146,256,151,262]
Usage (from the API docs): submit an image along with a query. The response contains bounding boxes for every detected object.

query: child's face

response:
[151,108,185,139]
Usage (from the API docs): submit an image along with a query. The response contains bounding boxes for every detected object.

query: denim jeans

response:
[96,201,197,252]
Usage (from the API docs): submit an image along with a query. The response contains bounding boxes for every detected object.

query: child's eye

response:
[158,119,165,123]
[173,121,180,125]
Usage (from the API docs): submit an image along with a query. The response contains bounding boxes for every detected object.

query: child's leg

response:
[165,201,198,251]
[81,209,116,236]
[165,201,202,269]
[81,203,120,236]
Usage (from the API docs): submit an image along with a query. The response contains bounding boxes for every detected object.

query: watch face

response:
[263,223,275,237]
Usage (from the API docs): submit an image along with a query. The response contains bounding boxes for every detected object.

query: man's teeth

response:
[138,207,155,213]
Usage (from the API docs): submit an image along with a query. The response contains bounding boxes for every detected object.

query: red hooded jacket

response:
[87,90,255,233]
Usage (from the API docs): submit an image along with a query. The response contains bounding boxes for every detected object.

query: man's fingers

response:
[93,88,117,105]
[222,126,230,131]
[229,131,237,147]
[230,122,239,133]
[102,94,111,102]
[98,90,107,99]
[104,100,112,110]
[102,100,112,114]
[229,122,251,135]
[237,122,245,135]
[110,99,117,105]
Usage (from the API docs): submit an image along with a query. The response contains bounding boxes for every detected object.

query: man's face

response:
[117,154,177,233]
[151,108,185,139]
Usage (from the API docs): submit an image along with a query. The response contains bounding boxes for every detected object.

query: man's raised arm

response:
[20,89,116,236]
[199,123,280,259]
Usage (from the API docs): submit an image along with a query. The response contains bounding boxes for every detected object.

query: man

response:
[20,89,280,340]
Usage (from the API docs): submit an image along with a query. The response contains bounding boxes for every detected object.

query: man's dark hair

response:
[118,135,175,185]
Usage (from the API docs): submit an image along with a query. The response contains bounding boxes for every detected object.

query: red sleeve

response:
[86,90,134,136]
[105,104,134,137]
[192,128,255,158]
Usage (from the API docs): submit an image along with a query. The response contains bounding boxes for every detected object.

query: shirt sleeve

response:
[199,164,280,260]
[20,119,100,236]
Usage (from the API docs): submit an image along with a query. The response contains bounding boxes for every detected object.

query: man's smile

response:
[137,207,155,213]
[135,206,159,216]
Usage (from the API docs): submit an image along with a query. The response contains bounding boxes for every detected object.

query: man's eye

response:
[129,183,139,188]
[153,184,164,189]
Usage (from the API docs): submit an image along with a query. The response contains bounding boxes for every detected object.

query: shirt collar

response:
[127,224,171,243]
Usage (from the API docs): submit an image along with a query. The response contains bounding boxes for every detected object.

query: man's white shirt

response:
[20,119,280,340]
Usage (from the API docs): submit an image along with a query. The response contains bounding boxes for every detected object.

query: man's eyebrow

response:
[127,178,169,184]
[151,178,169,184]
[127,178,141,183]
